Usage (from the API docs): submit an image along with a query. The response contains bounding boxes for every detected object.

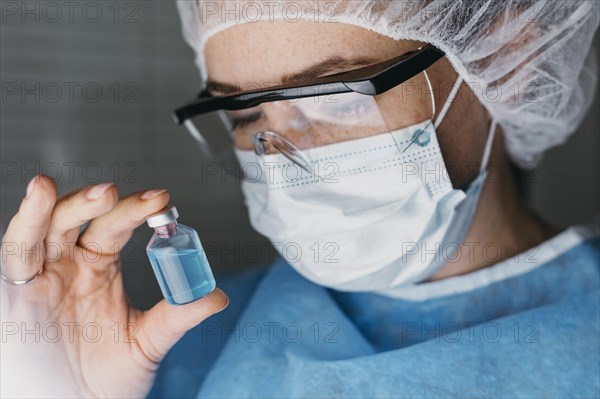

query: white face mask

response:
[234,77,497,295]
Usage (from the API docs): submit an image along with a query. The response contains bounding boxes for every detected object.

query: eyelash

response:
[322,100,373,119]
[229,99,373,131]
[231,111,265,130]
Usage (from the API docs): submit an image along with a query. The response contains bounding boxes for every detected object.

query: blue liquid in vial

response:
[147,247,216,305]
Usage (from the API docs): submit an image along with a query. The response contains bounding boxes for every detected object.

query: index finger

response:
[1,175,56,283]
[77,189,169,258]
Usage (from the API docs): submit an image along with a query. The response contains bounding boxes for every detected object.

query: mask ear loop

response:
[401,69,438,153]
[434,75,463,130]
[479,119,498,173]
[402,72,463,153]
[420,72,497,174]
[424,70,437,123]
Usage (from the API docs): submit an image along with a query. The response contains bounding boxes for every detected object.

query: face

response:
[204,20,492,189]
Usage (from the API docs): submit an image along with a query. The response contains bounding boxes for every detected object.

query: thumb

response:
[136,288,229,363]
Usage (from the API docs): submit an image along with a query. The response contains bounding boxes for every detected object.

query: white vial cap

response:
[146,206,179,228]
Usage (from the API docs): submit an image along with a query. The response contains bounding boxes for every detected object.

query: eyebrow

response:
[204,55,379,96]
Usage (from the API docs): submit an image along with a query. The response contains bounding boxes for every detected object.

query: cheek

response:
[375,73,435,130]
[436,84,491,189]
[234,131,254,151]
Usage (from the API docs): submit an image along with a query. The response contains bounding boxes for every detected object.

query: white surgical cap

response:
[176,0,599,168]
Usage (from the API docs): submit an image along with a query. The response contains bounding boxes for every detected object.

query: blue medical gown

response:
[148,227,600,398]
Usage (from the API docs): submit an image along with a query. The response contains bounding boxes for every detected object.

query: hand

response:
[0,175,229,398]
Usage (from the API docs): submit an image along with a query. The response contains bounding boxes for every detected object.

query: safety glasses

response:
[172,44,445,162]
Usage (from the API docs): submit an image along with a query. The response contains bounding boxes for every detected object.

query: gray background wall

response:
[1,1,599,310]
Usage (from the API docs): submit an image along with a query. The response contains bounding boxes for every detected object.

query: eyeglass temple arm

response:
[172,82,352,125]
[344,45,445,95]
[172,44,445,124]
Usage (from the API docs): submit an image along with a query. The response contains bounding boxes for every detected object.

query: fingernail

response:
[140,189,167,200]
[25,177,36,199]
[85,183,115,200]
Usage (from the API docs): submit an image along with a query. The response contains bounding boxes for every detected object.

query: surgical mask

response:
[234,76,497,295]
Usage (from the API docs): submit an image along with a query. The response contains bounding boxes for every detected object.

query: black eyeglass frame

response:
[172,44,445,125]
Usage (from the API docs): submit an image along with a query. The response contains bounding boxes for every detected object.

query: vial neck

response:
[154,221,177,238]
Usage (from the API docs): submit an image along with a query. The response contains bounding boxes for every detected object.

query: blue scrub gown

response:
[148,224,600,398]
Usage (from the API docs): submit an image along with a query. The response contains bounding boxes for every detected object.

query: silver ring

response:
[1,267,43,286]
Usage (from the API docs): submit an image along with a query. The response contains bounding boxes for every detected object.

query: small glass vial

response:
[146,206,216,305]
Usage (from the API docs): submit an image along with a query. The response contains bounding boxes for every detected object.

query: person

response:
[1,1,599,398]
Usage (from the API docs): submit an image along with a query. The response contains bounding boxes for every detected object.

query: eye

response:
[308,98,376,124]
[227,109,265,130]
[295,93,377,124]
[323,100,374,119]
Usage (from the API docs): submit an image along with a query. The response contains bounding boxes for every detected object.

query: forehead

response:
[203,20,417,86]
